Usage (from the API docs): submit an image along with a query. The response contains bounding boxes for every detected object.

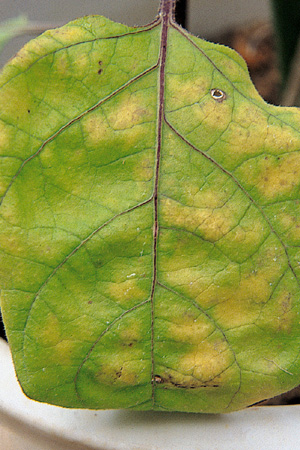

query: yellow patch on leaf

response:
[160,196,235,242]
[83,114,112,146]
[179,337,232,382]
[168,315,214,345]
[107,279,148,305]
[108,93,153,130]
[256,153,300,199]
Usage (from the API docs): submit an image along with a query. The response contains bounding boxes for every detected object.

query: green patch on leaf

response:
[1,2,300,413]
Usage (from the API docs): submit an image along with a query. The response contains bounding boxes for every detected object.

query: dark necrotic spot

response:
[116,368,122,378]
[154,373,219,389]
[98,60,103,75]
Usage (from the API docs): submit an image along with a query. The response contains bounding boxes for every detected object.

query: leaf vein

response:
[164,117,300,290]
[0,63,159,206]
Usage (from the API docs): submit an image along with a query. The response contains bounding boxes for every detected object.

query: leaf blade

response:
[2,11,300,413]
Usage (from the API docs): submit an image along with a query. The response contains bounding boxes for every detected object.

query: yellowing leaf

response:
[1,1,300,413]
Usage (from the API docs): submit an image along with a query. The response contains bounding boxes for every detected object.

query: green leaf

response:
[0,16,28,55]
[2,2,300,413]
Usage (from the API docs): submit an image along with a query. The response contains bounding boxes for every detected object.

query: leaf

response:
[1,1,300,414]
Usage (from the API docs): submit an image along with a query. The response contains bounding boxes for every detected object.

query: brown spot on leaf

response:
[154,373,219,389]
[121,340,135,347]
[98,60,103,74]
[116,368,122,378]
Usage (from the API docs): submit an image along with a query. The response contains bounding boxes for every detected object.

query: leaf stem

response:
[159,0,176,22]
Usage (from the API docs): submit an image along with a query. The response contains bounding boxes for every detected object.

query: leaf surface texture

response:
[1,10,300,413]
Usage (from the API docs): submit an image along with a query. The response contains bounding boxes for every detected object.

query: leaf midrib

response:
[149,0,173,406]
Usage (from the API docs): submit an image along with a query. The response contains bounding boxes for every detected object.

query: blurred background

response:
[0,0,270,66]
[2,0,300,106]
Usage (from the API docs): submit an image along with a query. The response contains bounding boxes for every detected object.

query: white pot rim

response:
[1,337,300,450]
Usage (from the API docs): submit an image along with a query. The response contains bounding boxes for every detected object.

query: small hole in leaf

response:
[210,88,226,102]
